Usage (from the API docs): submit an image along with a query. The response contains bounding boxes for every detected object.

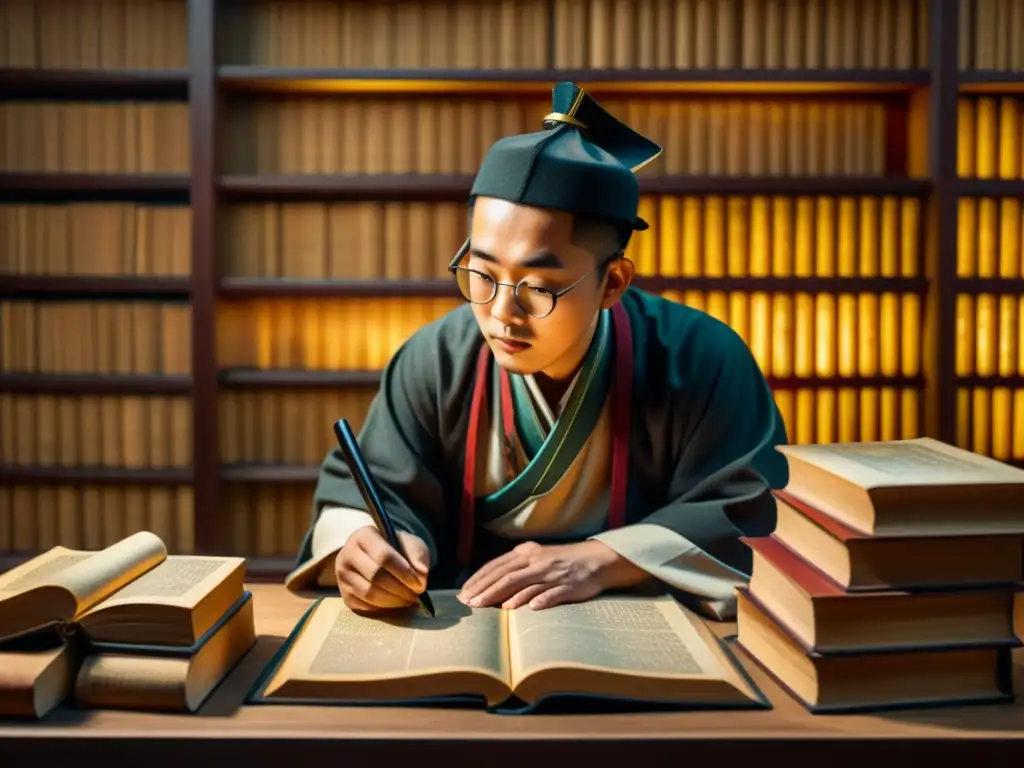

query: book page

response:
[0,549,95,597]
[778,438,1024,487]
[509,595,730,684]
[0,532,166,612]
[278,592,508,682]
[57,531,168,612]
[81,556,244,610]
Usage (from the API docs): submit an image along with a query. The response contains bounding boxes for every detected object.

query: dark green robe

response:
[294,286,789,610]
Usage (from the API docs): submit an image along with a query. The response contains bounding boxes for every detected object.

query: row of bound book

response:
[0,532,255,718]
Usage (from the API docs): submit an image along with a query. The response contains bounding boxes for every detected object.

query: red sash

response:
[458,302,634,567]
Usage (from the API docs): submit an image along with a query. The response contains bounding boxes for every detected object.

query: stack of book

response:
[0,531,256,719]
[736,437,1024,714]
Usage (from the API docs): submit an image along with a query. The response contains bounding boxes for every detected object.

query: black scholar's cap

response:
[468,82,663,232]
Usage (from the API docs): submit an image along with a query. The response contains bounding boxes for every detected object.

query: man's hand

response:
[457,539,650,611]
[334,527,430,613]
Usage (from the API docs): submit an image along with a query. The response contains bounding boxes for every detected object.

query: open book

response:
[0,531,246,648]
[247,591,767,713]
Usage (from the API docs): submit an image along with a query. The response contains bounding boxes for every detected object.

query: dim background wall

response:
[0,0,1022,579]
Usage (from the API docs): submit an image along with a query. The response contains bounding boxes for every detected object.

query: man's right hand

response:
[334,526,430,612]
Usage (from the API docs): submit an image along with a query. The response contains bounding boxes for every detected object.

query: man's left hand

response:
[457,539,648,610]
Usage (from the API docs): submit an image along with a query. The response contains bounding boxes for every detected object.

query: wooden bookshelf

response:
[2,0,1023,580]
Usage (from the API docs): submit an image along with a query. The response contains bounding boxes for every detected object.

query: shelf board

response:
[956,375,1024,388]
[218,174,931,201]
[957,71,1024,93]
[220,369,381,388]
[957,179,1024,197]
[221,463,319,483]
[219,173,469,201]
[0,173,191,202]
[217,66,931,94]
[218,370,925,392]
[769,374,925,390]
[955,277,1024,293]
[0,67,190,99]
[637,275,930,293]
[219,277,456,299]
[217,275,929,299]
[0,373,192,395]
[0,275,191,299]
[0,466,193,484]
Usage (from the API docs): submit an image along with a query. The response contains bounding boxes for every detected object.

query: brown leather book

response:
[735,588,1015,715]
[742,534,1021,655]
[773,489,1024,591]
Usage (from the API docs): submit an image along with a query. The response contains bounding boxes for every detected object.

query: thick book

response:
[246,591,769,714]
[0,531,246,647]
[0,634,82,719]
[0,591,256,719]
[735,588,1015,715]
[776,437,1024,537]
[772,490,1024,591]
[73,590,257,714]
[743,535,1021,654]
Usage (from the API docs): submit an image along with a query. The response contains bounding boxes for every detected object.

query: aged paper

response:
[509,595,729,682]
[289,593,508,680]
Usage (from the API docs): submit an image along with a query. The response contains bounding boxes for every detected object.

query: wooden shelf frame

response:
[956,179,1024,197]
[218,173,933,201]
[216,66,933,94]
[218,369,927,391]
[0,466,193,484]
[956,277,1024,294]
[4,0,1024,571]
[0,173,191,202]
[957,70,1024,93]
[0,373,192,395]
[0,67,190,98]
[0,275,191,299]
[218,275,931,299]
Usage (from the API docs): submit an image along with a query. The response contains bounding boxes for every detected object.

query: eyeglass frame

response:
[446,237,625,319]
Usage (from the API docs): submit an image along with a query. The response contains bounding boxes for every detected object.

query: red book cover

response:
[744,534,894,599]
[743,534,1024,600]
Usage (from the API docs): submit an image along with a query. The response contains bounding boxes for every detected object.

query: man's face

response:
[464,197,613,379]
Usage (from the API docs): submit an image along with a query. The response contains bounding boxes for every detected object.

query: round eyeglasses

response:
[447,239,622,319]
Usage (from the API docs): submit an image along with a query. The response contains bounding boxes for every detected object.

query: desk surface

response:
[1,584,1022,766]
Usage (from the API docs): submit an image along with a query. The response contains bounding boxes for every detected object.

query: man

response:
[285,82,789,620]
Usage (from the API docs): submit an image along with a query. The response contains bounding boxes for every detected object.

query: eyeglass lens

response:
[454,268,555,318]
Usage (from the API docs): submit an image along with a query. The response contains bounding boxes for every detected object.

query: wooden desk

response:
[1,584,1022,766]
